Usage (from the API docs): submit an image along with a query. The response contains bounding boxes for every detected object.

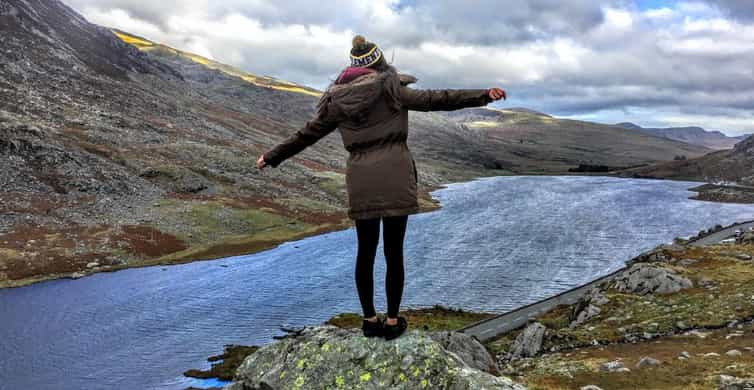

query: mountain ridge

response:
[616,122,748,150]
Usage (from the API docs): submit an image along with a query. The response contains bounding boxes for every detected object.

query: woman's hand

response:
[487,88,507,101]
[256,154,267,170]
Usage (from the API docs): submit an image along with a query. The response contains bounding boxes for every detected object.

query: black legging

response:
[354,215,408,319]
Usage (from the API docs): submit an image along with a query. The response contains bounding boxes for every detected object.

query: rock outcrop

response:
[610,263,693,295]
[508,322,546,360]
[225,326,526,390]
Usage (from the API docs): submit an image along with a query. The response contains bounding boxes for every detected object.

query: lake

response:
[1,176,753,390]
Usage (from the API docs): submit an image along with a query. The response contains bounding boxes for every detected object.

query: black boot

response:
[383,316,408,341]
[362,318,384,338]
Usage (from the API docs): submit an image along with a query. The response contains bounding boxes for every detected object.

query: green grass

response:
[326,305,495,332]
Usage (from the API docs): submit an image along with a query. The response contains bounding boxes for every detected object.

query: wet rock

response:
[636,356,661,368]
[227,326,526,390]
[610,263,693,295]
[509,322,546,360]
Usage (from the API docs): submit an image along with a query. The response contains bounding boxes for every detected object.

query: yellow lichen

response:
[360,372,371,382]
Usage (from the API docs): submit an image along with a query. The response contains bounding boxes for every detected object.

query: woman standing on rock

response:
[257,36,506,340]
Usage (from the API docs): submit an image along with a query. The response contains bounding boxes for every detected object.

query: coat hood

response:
[326,69,417,125]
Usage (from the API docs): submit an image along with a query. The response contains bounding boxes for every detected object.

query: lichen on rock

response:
[224,325,526,390]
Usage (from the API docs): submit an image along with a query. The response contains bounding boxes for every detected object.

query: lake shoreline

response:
[1,173,749,290]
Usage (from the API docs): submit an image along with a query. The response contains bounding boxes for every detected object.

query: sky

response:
[66,0,754,135]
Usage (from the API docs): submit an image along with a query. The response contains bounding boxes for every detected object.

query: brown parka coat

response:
[263,67,493,220]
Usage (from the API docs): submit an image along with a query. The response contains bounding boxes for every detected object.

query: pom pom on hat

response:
[352,35,368,51]
[350,35,383,67]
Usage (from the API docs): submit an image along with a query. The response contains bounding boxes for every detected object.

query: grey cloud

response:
[706,0,754,20]
[63,0,754,134]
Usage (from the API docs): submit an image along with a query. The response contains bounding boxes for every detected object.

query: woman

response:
[257,36,506,340]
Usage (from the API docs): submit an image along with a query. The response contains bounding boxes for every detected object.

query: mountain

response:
[616,122,748,150]
[0,0,714,287]
[439,108,710,173]
[625,134,754,187]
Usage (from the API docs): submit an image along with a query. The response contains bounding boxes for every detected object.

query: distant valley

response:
[617,122,748,150]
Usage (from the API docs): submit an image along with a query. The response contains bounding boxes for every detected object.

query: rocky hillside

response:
[441,108,711,173]
[0,0,718,288]
[625,135,754,187]
[617,122,748,150]
[483,230,754,390]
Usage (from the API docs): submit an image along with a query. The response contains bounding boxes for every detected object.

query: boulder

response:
[726,349,742,358]
[610,264,693,295]
[427,331,499,374]
[225,326,526,390]
[508,322,546,360]
[599,360,629,373]
[580,386,604,390]
[569,304,601,328]
[629,243,686,265]
[636,356,661,369]
[737,232,754,245]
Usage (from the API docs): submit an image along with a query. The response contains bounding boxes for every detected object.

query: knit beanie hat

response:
[350,35,383,68]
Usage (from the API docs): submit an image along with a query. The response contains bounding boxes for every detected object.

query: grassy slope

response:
[487,242,754,389]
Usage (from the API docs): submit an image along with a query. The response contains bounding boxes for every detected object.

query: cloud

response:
[64,0,754,135]
[704,0,754,20]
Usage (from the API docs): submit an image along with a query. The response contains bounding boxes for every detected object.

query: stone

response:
[600,360,627,373]
[735,253,752,261]
[704,352,721,358]
[610,264,693,295]
[679,351,691,359]
[580,386,604,390]
[227,326,526,390]
[428,331,499,374]
[726,349,743,358]
[678,258,698,266]
[86,262,99,269]
[570,304,601,328]
[636,356,661,368]
[509,322,546,360]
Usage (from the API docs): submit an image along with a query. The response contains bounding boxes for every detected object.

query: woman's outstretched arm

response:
[258,94,338,169]
[399,86,506,112]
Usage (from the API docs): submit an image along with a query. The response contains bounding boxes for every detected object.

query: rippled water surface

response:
[2,176,753,390]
